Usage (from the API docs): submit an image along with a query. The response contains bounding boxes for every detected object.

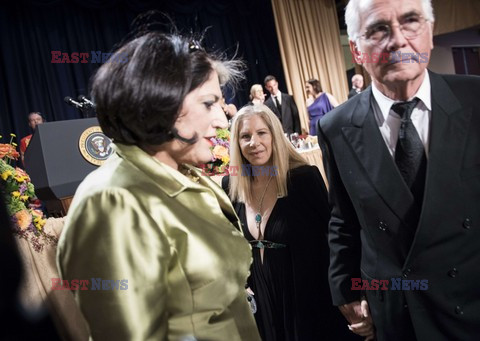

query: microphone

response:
[64,96,85,109]
[77,95,95,107]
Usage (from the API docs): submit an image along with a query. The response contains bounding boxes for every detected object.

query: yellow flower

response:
[20,195,29,201]
[15,167,30,182]
[35,218,46,230]
[1,170,12,180]
[221,155,230,164]
[12,191,21,197]
[15,175,25,183]
[12,142,18,147]
[15,210,32,230]
[10,133,16,137]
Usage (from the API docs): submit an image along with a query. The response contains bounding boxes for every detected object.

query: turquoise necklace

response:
[255,176,273,240]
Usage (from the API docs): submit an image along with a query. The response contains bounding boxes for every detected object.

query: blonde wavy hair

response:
[228,104,307,203]
[249,84,263,101]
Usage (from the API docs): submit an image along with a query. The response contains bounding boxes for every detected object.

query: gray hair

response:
[345,0,435,42]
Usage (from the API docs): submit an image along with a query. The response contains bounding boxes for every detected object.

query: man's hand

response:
[339,299,375,340]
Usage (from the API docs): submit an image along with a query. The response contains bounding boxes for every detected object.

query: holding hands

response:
[339,299,375,340]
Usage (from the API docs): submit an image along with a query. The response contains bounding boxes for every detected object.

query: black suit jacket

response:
[265,92,301,135]
[318,71,480,341]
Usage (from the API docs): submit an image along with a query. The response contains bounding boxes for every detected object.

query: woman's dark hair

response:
[92,32,243,146]
[306,78,322,95]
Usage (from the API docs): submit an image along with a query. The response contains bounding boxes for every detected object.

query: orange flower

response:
[0,143,19,160]
[15,209,32,230]
[212,145,229,160]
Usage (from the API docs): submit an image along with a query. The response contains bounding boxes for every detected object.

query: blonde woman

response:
[222,105,355,340]
[248,84,266,105]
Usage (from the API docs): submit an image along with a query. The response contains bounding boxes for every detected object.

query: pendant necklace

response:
[255,176,273,240]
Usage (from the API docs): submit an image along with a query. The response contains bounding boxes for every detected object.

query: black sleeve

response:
[318,125,362,306]
[290,95,301,134]
[221,175,230,194]
[287,166,360,340]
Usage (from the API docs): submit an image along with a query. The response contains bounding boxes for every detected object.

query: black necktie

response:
[274,95,282,113]
[392,98,426,204]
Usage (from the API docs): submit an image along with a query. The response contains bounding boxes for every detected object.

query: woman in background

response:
[305,78,339,135]
[248,84,266,106]
[223,105,358,340]
[57,31,260,341]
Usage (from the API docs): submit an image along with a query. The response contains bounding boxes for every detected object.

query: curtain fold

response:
[432,0,480,36]
[270,0,348,134]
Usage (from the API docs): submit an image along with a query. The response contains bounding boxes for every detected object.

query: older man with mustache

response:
[318,0,480,340]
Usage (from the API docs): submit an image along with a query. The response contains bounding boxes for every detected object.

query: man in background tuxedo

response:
[348,74,364,98]
[264,75,301,135]
[319,0,480,340]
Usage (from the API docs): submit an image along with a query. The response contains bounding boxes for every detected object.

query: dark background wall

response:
[0,0,286,144]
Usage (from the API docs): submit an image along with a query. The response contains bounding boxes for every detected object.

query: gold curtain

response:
[432,0,480,36]
[270,0,349,135]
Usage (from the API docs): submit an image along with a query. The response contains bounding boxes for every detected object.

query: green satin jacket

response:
[57,143,260,341]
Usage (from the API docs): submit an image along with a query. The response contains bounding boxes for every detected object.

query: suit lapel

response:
[407,71,471,259]
[267,97,281,119]
[342,88,414,221]
[280,93,286,119]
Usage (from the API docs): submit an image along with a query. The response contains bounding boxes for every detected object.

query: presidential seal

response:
[79,126,113,166]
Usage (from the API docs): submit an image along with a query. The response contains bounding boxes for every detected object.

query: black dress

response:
[223,165,360,340]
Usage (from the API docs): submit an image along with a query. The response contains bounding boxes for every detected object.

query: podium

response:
[25,118,112,217]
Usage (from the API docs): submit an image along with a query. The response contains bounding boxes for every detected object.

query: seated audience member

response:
[348,74,364,98]
[222,104,359,341]
[57,31,260,341]
[305,79,338,135]
[20,112,45,166]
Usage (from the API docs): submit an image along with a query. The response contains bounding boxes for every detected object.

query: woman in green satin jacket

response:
[57,31,260,341]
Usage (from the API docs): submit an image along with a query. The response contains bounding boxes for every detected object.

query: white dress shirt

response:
[371,70,431,158]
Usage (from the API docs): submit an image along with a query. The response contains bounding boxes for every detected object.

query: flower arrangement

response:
[0,134,19,162]
[202,128,230,175]
[0,134,57,252]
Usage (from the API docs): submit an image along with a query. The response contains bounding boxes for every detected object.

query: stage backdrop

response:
[0,0,286,143]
